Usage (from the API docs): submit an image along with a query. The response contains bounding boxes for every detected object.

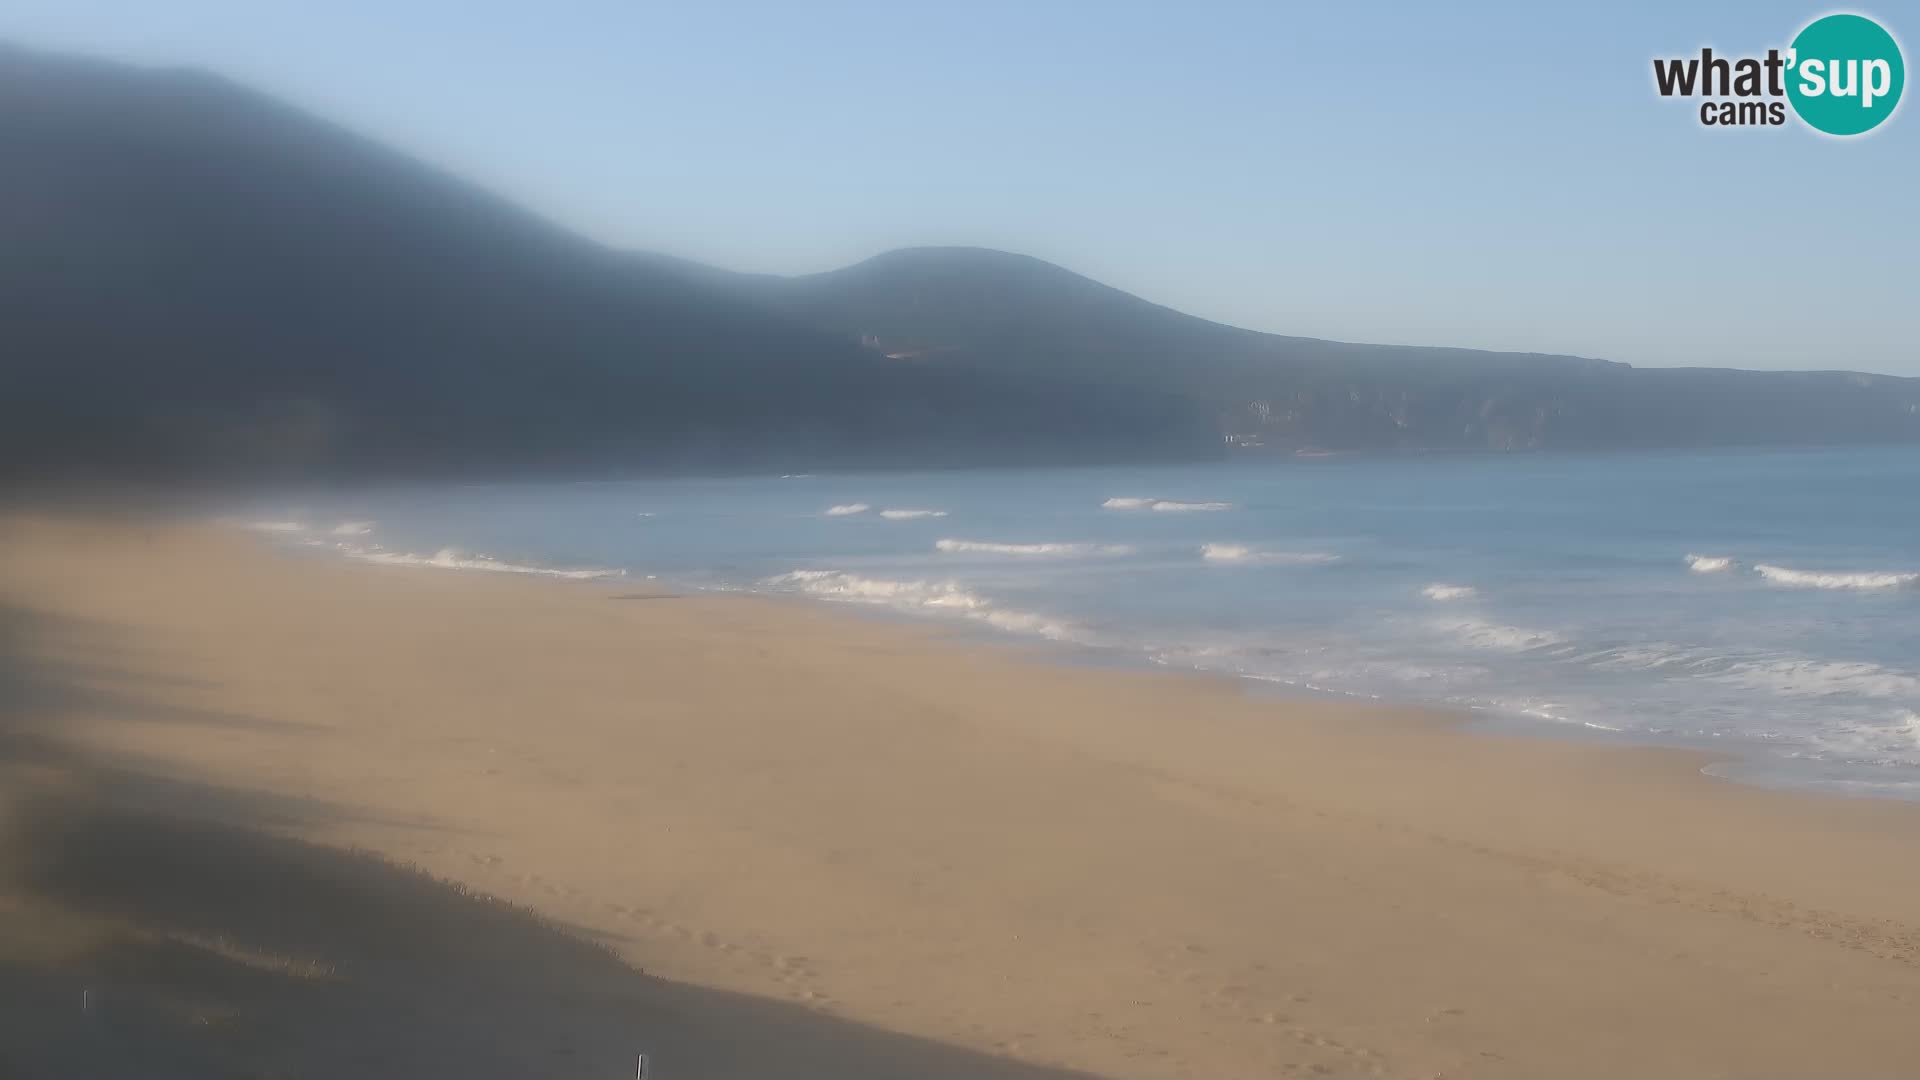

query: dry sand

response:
[3,510,1919,1078]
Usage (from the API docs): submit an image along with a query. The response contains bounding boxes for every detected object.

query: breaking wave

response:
[1103,497,1235,513]
[879,508,948,520]
[342,545,623,580]
[331,521,376,537]
[1686,554,1735,573]
[768,570,1078,641]
[936,538,1134,557]
[1431,617,1565,652]
[1199,543,1339,565]
[824,503,871,516]
[1753,564,1919,591]
[1421,583,1478,601]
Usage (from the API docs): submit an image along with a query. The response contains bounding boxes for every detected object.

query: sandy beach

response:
[4,509,1920,1079]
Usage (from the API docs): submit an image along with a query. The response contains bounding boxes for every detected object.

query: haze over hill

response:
[740,248,1920,455]
[3,42,1916,483]
[0,43,1212,483]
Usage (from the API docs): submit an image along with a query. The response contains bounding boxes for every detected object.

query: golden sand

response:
[3,512,1918,1077]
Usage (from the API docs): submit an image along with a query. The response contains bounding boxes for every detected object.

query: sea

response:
[233,445,1920,799]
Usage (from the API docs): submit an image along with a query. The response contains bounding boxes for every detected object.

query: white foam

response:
[343,545,623,580]
[879,508,948,520]
[1706,656,1920,700]
[936,538,1134,557]
[1463,694,1582,726]
[245,520,308,533]
[768,570,1078,641]
[773,569,983,608]
[1753,563,1919,591]
[1200,543,1339,566]
[979,608,1078,638]
[1432,617,1565,652]
[1685,553,1735,573]
[1800,708,1920,767]
[1421,583,1478,600]
[1564,643,1920,713]
[824,503,871,516]
[1103,497,1235,513]
[331,521,376,537]
[1572,642,1728,672]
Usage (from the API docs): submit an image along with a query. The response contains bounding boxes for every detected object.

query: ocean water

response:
[237,446,1920,798]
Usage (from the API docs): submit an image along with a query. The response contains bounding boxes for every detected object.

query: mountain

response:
[0,44,1215,484]
[745,247,1920,454]
[3,43,1916,487]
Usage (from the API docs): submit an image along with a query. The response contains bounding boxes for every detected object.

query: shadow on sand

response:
[0,601,1097,1079]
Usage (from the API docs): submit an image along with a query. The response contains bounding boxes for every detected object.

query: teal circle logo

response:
[1786,13,1905,135]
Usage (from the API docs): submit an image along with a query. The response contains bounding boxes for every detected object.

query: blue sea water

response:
[237,446,1920,798]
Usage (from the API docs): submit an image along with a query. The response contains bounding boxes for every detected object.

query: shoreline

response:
[716,600,1920,805]
[6,511,1920,1077]
[269,513,1920,806]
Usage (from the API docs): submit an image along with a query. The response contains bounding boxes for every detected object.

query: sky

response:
[3,1,1915,374]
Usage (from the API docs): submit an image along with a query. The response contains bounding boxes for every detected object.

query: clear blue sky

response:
[4,1,1915,373]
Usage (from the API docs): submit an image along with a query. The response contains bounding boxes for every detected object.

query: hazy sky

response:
[4,1,1915,373]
